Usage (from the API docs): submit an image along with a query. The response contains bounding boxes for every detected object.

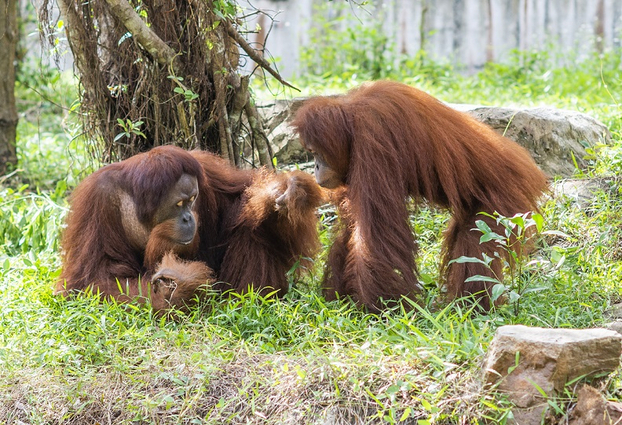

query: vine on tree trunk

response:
[39,0,294,167]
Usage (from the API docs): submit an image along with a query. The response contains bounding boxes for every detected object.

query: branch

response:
[245,97,273,168]
[103,0,180,70]
[228,74,250,165]
[212,29,235,164]
[55,0,91,78]
[224,20,300,92]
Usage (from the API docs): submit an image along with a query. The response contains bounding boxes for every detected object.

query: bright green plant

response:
[299,2,396,81]
[451,212,566,315]
[114,118,146,143]
[168,75,200,102]
[0,183,67,255]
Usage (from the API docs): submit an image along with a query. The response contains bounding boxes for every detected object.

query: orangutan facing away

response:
[293,80,548,312]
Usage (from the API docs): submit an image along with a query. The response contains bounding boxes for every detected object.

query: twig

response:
[245,97,273,168]
[224,20,300,92]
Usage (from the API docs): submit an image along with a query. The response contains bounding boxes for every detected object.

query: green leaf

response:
[542,230,569,238]
[532,213,544,232]
[491,283,506,302]
[114,132,127,142]
[509,215,525,229]
[522,286,547,294]
[479,232,503,243]
[465,275,501,284]
[449,256,490,266]
[475,220,492,233]
[508,290,520,303]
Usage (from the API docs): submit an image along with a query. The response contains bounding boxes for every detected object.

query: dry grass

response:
[1,346,492,424]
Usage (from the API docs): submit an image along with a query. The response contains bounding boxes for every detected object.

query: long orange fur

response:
[57,146,324,311]
[292,80,548,311]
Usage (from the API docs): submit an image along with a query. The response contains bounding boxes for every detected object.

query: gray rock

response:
[482,325,622,424]
[605,303,622,320]
[509,404,550,425]
[259,99,612,178]
[553,178,612,207]
[607,321,622,336]
[257,99,313,165]
[461,106,611,178]
[566,385,622,425]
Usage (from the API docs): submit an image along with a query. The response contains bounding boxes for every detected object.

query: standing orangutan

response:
[56,145,324,313]
[292,80,548,312]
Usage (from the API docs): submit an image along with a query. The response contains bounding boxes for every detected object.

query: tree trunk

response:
[40,0,292,168]
[0,0,19,175]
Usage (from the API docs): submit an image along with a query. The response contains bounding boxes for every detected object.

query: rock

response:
[567,385,622,425]
[605,304,622,337]
[256,99,313,165]
[482,325,622,416]
[258,99,611,178]
[605,303,622,320]
[553,178,612,208]
[510,404,550,425]
[607,321,622,336]
[457,106,612,178]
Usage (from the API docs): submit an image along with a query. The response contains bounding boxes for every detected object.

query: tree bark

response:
[44,0,291,166]
[0,0,19,175]
[245,97,272,168]
[103,0,180,70]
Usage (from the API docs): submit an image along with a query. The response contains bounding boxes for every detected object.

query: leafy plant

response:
[299,1,398,81]
[114,118,146,143]
[451,212,566,315]
[168,75,200,102]
[0,183,67,255]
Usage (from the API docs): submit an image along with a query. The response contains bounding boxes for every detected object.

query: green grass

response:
[2,50,622,423]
